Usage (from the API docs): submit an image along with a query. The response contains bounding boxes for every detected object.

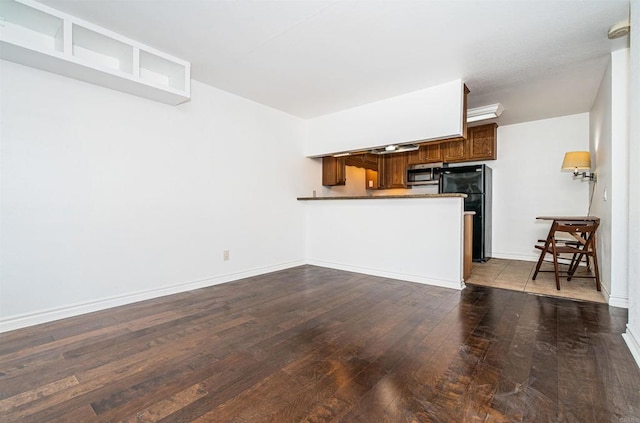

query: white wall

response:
[490,114,590,261]
[0,60,309,331]
[306,79,464,157]
[305,197,464,289]
[590,49,630,307]
[610,48,630,307]
[590,57,614,300]
[623,0,640,367]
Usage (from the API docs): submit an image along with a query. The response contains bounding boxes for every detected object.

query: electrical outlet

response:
[223,250,230,261]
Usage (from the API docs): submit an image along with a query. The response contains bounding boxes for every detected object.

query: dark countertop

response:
[297,194,467,200]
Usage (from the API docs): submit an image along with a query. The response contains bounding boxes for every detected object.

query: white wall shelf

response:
[140,49,187,92]
[0,0,190,105]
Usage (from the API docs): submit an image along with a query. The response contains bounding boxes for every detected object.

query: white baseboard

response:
[599,284,629,309]
[608,296,629,308]
[622,326,640,369]
[0,260,305,333]
[600,284,611,303]
[490,252,539,262]
[491,252,579,265]
[307,259,464,291]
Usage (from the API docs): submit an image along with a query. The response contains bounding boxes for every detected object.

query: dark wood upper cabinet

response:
[422,143,443,163]
[467,123,497,160]
[344,153,378,170]
[343,153,380,189]
[322,156,346,186]
[408,142,444,164]
[442,138,466,162]
[441,123,498,163]
[406,148,423,165]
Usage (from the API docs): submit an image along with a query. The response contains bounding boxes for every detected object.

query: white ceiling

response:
[41,0,630,125]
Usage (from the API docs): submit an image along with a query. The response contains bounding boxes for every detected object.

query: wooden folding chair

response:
[532,220,601,291]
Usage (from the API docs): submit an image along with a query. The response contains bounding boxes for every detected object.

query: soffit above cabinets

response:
[0,0,191,105]
[306,80,465,158]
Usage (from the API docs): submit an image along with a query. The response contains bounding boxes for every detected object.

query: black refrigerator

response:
[439,164,492,262]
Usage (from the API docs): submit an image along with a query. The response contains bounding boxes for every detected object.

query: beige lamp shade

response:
[562,151,591,171]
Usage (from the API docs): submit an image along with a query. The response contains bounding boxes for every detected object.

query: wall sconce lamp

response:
[562,151,597,182]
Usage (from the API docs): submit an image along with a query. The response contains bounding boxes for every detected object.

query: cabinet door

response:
[322,156,346,186]
[406,143,443,164]
[381,153,408,189]
[442,138,466,162]
[467,123,497,160]
[344,153,378,170]
[361,153,379,170]
[422,143,443,163]
[406,148,423,165]
[343,154,362,168]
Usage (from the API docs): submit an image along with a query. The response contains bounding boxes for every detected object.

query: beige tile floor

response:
[465,258,606,303]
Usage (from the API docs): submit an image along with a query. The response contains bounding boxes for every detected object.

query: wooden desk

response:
[537,216,599,244]
[536,216,600,222]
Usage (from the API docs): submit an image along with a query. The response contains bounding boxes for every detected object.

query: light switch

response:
[603,187,608,201]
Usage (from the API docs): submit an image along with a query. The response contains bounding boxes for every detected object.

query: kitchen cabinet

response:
[467,123,497,160]
[422,143,444,163]
[344,153,378,170]
[442,123,498,163]
[322,157,346,186]
[406,147,422,164]
[322,120,494,189]
[343,153,379,189]
[407,143,443,164]
[339,153,405,190]
[380,153,409,189]
[0,0,191,105]
[442,138,466,162]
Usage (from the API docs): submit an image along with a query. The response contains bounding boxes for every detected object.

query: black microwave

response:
[407,162,443,186]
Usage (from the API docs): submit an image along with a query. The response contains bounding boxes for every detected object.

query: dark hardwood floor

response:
[1,265,639,422]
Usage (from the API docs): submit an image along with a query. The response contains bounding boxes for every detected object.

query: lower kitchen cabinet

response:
[322,156,346,186]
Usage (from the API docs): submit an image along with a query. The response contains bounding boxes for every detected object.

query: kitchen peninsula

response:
[298,194,468,289]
